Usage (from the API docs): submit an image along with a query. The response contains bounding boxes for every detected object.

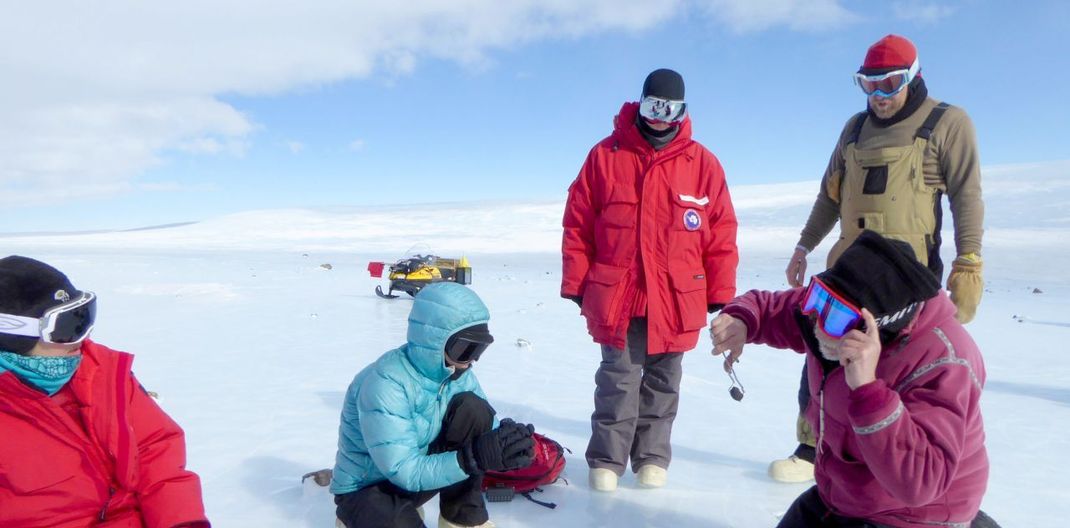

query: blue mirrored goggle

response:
[800,278,862,338]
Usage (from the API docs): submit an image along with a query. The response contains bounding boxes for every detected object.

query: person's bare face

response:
[868,87,909,119]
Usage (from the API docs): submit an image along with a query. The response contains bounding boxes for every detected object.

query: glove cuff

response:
[458,442,482,475]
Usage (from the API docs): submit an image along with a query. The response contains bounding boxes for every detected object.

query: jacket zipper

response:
[99,486,115,521]
[436,378,449,402]
[816,371,830,458]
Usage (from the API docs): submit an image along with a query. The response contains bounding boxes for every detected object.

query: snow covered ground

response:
[3,162,1069,527]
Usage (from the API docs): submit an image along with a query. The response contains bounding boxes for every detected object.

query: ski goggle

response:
[445,332,494,365]
[0,291,97,345]
[853,57,919,98]
[639,96,687,124]
[800,278,862,339]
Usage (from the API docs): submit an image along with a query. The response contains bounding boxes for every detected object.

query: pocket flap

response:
[585,263,628,285]
[670,268,706,293]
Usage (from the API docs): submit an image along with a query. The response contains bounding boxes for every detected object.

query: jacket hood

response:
[404,283,490,382]
[612,101,694,153]
[902,291,957,336]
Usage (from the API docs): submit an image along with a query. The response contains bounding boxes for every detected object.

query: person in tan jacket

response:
[773,34,985,483]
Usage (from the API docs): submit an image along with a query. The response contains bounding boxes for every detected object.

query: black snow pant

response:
[793,362,816,463]
[335,391,494,528]
[777,486,1002,528]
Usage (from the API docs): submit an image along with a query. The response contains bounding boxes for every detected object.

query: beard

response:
[814,330,842,361]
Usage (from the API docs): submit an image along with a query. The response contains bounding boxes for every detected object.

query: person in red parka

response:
[710,232,997,528]
[0,255,210,528]
[561,68,739,492]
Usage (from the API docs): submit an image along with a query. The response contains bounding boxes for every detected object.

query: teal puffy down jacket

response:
[330,282,497,494]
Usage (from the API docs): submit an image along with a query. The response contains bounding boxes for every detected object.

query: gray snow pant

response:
[586,317,684,475]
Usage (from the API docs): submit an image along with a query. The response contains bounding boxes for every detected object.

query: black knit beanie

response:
[0,256,82,355]
[642,68,685,100]
[816,231,941,341]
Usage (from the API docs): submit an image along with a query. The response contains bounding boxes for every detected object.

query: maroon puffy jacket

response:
[0,340,209,528]
[561,102,738,353]
[723,289,988,527]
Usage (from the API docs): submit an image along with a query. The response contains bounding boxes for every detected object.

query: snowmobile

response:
[367,254,472,299]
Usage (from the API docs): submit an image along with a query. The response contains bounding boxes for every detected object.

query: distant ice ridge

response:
[2,160,1066,253]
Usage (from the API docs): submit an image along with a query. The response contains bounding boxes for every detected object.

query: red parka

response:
[723,290,988,528]
[0,340,210,528]
[561,102,738,353]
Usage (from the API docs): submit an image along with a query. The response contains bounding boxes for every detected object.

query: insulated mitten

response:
[459,419,535,474]
[947,253,983,324]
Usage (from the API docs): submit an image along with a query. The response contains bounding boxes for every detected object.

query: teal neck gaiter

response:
[0,350,82,396]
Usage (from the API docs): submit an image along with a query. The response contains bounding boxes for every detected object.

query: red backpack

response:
[481,433,568,508]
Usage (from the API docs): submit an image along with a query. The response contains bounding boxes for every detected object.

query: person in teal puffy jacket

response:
[331,282,535,528]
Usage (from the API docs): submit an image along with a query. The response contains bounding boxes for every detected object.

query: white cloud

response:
[0,0,858,207]
[892,1,957,25]
[698,0,859,33]
[136,181,220,193]
[348,139,366,152]
[286,141,305,154]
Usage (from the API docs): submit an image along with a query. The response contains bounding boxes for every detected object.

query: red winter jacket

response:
[0,340,210,528]
[723,290,988,528]
[561,102,738,353]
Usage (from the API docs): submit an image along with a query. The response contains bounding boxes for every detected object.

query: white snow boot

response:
[636,465,667,488]
[589,467,618,492]
[768,455,814,483]
[438,516,495,528]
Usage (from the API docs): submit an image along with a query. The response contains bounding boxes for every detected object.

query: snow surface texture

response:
[3,162,1068,527]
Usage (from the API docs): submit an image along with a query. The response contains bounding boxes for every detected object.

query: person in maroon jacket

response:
[710,231,997,528]
[0,255,209,528]
[561,68,738,492]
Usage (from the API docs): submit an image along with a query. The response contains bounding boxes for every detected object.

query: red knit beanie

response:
[859,34,917,74]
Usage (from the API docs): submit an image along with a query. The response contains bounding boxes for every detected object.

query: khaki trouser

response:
[586,318,684,474]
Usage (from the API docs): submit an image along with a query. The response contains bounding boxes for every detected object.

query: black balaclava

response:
[637,68,685,150]
[0,256,82,355]
[815,231,941,343]
[868,76,928,128]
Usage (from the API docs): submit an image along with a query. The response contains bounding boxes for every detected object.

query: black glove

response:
[564,295,583,308]
[458,418,535,474]
[708,303,725,314]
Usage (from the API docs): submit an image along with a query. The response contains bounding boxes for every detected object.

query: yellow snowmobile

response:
[368,255,472,299]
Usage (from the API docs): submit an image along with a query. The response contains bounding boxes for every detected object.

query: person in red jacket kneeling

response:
[0,255,209,528]
[561,68,739,492]
[710,232,998,528]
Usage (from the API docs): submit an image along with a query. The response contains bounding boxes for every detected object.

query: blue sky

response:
[2,1,1067,233]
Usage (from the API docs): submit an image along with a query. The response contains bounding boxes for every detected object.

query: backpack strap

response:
[846,111,868,145]
[915,102,951,140]
[521,489,558,509]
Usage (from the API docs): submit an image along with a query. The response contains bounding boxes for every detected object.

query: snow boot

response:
[768,455,814,483]
[438,516,495,528]
[636,465,667,488]
[589,467,618,492]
